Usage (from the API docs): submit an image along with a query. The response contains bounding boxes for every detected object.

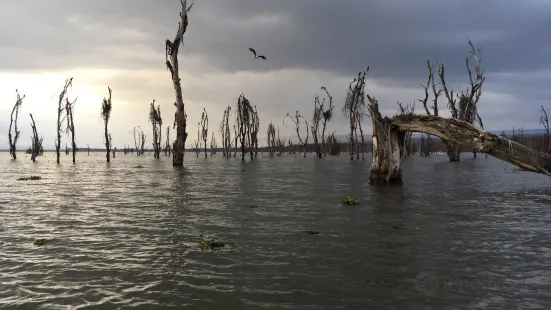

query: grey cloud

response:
[1,0,550,149]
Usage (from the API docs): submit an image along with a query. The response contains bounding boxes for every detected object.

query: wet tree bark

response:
[368,100,405,184]
[167,0,193,166]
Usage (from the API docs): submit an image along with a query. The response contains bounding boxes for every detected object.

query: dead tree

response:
[101,87,113,163]
[149,100,163,159]
[200,108,208,158]
[165,126,171,156]
[29,114,43,162]
[343,68,368,160]
[429,40,485,161]
[133,126,144,156]
[541,106,550,154]
[210,132,217,156]
[251,106,260,158]
[356,107,366,159]
[285,111,309,157]
[397,101,416,158]
[65,97,77,163]
[320,86,334,156]
[236,94,255,161]
[55,78,73,164]
[193,122,201,157]
[267,122,276,156]
[166,0,194,166]
[8,90,24,160]
[140,131,146,155]
[276,126,284,156]
[219,106,232,158]
[233,124,238,157]
[311,95,323,158]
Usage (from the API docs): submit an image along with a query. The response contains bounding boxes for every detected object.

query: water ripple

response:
[0,152,550,309]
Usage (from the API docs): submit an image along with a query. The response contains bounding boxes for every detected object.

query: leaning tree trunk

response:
[392,114,551,176]
[167,0,192,166]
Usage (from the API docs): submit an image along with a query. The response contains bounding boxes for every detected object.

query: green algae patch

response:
[343,197,359,205]
[200,235,225,251]
[17,176,42,181]
[34,239,46,246]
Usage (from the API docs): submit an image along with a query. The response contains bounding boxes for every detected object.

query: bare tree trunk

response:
[101,87,113,163]
[368,99,405,184]
[8,90,24,160]
[65,97,77,163]
[56,78,73,164]
[29,114,42,162]
[166,0,193,166]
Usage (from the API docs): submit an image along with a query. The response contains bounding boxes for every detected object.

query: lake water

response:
[1,151,550,309]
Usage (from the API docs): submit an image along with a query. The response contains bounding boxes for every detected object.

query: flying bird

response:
[249,48,266,60]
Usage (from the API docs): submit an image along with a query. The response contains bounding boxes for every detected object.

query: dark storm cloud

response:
[1,0,550,80]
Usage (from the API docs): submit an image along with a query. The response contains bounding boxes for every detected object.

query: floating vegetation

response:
[302,230,319,235]
[132,165,144,169]
[200,235,225,251]
[343,197,359,205]
[17,176,42,181]
[34,239,46,246]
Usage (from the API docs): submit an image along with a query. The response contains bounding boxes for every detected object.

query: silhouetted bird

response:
[249,48,266,60]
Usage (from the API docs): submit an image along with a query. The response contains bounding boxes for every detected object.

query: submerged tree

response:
[421,40,485,161]
[343,68,368,160]
[65,97,77,163]
[285,111,309,157]
[149,100,163,159]
[55,78,73,164]
[29,114,43,162]
[8,90,24,160]
[320,86,334,156]
[166,0,194,166]
[219,106,232,158]
[267,122,276,156]
[236,94,256,161]
[250,106,260,158]
[541,106,550,154]
[200,108,208,158]
[133,126,145,156]
[397,101,416,158]
[101,87,113,163]
[165,126,171,156]
[193,122,201,157]
[311,95,323,158]
[210,132,217,156]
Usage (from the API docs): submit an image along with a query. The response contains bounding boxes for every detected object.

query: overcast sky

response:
[0,0,550,150]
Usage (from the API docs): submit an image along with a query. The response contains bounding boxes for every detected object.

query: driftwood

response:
[167,0,194,166]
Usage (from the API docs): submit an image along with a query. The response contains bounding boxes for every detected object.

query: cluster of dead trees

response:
[216,94,260,161]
